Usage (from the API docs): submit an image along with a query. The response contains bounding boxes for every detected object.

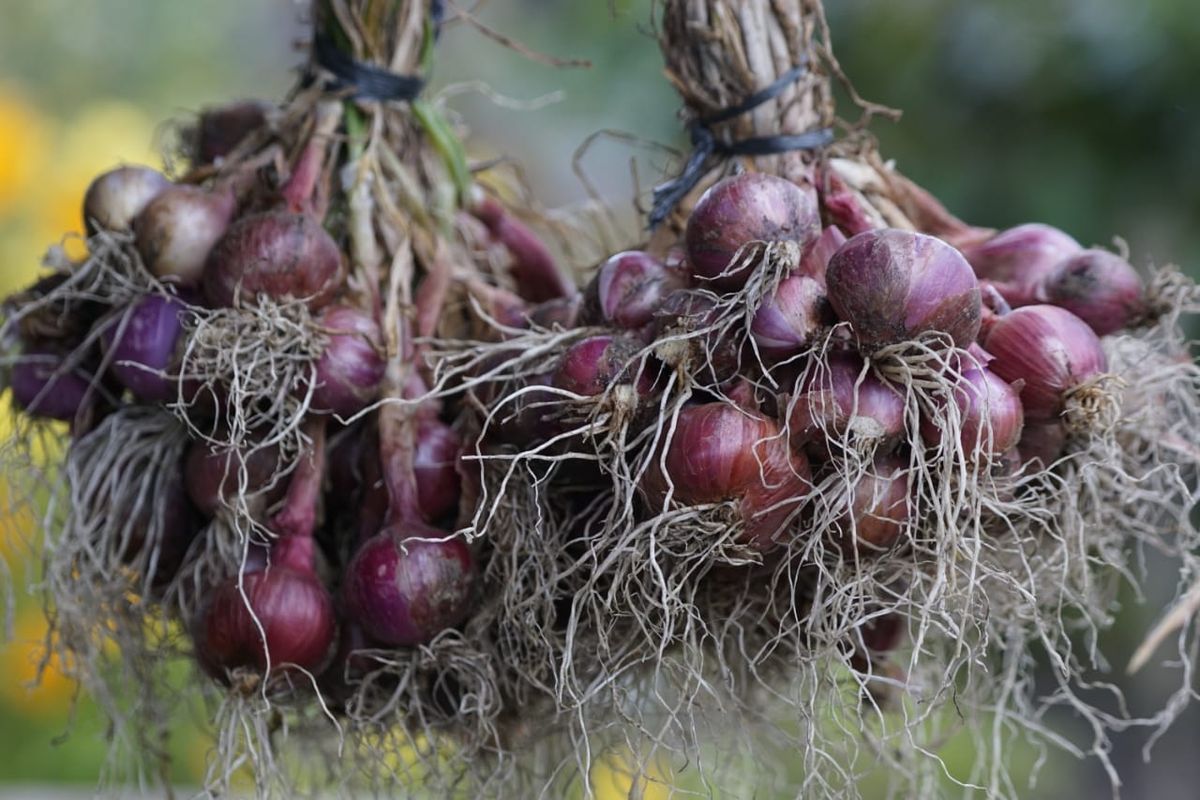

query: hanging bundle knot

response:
[648,62,835,229]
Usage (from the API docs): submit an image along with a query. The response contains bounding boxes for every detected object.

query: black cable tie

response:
[648,63,834,229]
[310,1,445,103]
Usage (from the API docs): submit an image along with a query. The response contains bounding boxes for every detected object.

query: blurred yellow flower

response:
[0,606,75,718]
[0,84,49,221]
[591,747,672,800]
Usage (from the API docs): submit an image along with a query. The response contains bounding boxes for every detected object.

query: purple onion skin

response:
[920,367,1024,461]
[184,439,281,516]
[10,345,95,421]
[826,229,982,352]
[1018,418,1068,466]
[685,173,821,291]
[787,352,906,454]
[135,184,236,287]
[196,564,336,680]
[799,225,848,284]
[342,526,476,647]
[83,165,170,234]
[962,223,1081,289]
[312,306,385,416]
[204,211,345,310]
[1039,249,1145,336]
[580,251,688,329]
[750,273,831,361]
[102,294,189,402]
[195,101,270,165]
[642,403,812,552]
[984,305,1107,421]
[553,335,653,397]
[831,454,910,554]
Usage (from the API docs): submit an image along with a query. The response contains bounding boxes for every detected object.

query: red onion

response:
[1017,418,1068,466]
[203,211,344,310]
[826,229,982,351]
[750,273,830,362]
[799,225,847,284]
[642,403,811,552]
[194,100,270,165]
[342,525,475,647]
[552,335,653,397]
[830,454,910,554]
[1038,249,1145,336]
[920,367,1024,462]
[360,417,463,532]
[194,422,335,679]
[685,173,820,291]
[9,345,96,421]
[134,184,236,287]
[82,165,169,234]
[580,251,688,329]
[984,305,1107,421]
[312,305,385,416]
[101,293,190,403]
[652,290,739,382]
[961,223,1082,302]
[787,352,906,454]
[184,438,281,517]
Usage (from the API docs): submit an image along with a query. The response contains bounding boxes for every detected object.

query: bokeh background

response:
[0,0,1198,796]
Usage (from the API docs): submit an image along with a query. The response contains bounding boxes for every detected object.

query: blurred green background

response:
[0,0,1198,796]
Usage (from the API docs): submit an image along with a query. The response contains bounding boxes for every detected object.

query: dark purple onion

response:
[826,229,982,351]
[312,306,385,416]
[203,211,344,310]
[552,335,653,397]
[83,165,170,234]
[134,184,236,287]
[984,305,1107,421]
[195,101,270,165]
[1018,419,1068,466]
[830,454,910,554]
[580,251,688,329]
[920,367,1024,461]
[1039,249,1145,336]
[685,173,820,291]
[359,418,463,531]
[787,352,906,454]
[194,536,336,680]
[750,273,830,361]
[527,295,582,330]
[342,524,476,647]
[184,438,281,516]
[10,345,95,421]
[101,293,190,402]
[642,402,812,552]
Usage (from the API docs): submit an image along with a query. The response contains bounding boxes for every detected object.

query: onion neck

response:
[281,102,342,217]
[270,416,328,572]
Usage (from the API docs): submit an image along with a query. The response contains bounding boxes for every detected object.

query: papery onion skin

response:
[83,165,170,234]
[10,345,95,421]
[342,525,476,647]
[1039,249,1145,336]
[750,273,830,362]
[787,352,906,454]
[312,305,385,417]
[830,454,910,554]
[102,293,190,403]
[195,561,337,679]
[685,173,820,291]
[984,305,1107,421]
[961,223,1082,299]
[580,251,688,330]
[642,402,811,552]
[920,367,1024,462]
[826,229,981,351]
[135,184,236,287]
[203,211,344,310]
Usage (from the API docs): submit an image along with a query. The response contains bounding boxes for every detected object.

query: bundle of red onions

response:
[5,0,1200,798]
